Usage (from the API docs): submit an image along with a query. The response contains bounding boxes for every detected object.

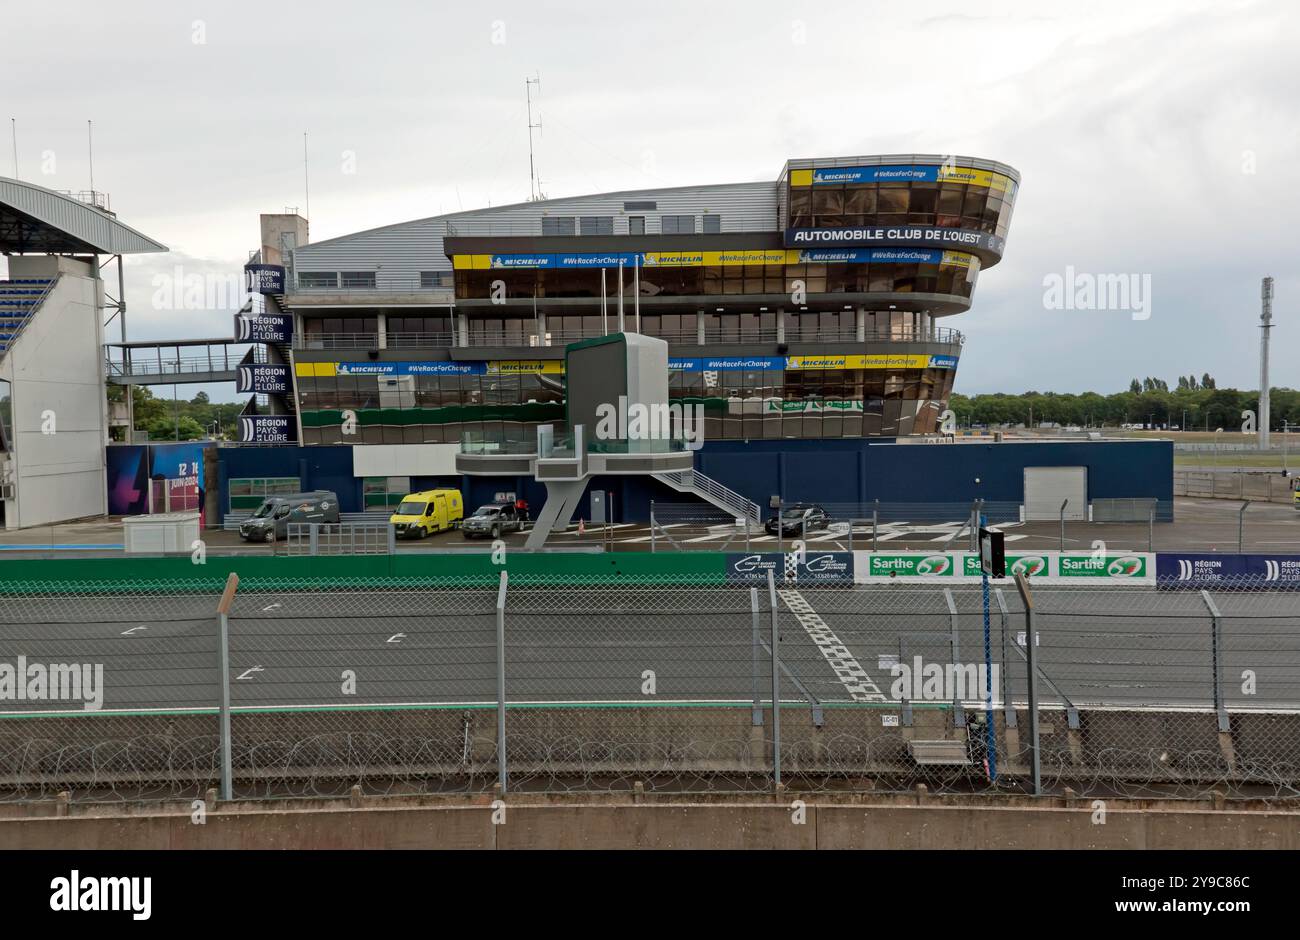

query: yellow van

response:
[389,488,464,539]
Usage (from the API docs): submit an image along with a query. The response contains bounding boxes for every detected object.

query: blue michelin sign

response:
[236,363,290,394]
[725,552,854,584]
[235,313,293,343]
[238,415,294,444]
[243,263,286,294]
[1157,553,1300,588]
[333,360,488,376]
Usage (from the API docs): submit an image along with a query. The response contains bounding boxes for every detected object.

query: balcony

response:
[291,324,963,352]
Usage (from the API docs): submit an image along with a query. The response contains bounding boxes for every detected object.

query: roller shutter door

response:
[1024,466,1087,521]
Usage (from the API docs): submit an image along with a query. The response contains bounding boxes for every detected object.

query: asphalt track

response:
[1,583,1297,714]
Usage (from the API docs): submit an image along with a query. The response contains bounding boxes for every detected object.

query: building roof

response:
[0,176,167,254]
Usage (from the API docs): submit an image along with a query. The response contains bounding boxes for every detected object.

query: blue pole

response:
[980,512,998,783]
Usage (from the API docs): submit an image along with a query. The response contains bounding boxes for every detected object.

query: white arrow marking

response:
[236,666,264,680]
[262,603,282,612]
[120,625,148,636]
[387,633,406,644]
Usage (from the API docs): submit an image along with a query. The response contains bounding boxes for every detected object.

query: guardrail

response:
[283,522,394,555]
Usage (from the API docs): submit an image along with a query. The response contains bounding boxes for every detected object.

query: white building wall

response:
[1,256,108,529]
[291,180,780,291]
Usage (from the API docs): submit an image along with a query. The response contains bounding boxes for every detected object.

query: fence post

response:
[309,522,319,556]
[1014,573,1041,795]
[1059,499,1068,552]
[1148,505,1155,553]
[1237,501,1248,553]
[387,522,396,555]
[766,569,781,790]
[993,588,1016,728]
[496,570,509,794]
[1199,590,1230,732]
[650,500,656,554]
[750,587,763,726]
[216,572,239,802]
[943,588,965,727]
[776,497,783,559]
[745,517,751,553]
[872,499,879,553]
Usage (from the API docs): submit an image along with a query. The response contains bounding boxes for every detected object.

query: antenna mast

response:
[87,120,95,192]
[303,131,311,224]
[526,74,545,201]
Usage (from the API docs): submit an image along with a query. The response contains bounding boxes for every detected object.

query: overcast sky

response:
[5,0,1297,397]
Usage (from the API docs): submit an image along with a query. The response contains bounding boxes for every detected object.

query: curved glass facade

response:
[785,163,1018,239]
[453,254,978,302]
[293,357,958,444]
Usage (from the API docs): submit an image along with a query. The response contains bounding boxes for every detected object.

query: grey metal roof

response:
[0,176,167,254]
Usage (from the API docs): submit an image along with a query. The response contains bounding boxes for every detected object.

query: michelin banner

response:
[853,551,1154,584]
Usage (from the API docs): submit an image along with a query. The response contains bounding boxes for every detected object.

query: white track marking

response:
[776,589,887,702]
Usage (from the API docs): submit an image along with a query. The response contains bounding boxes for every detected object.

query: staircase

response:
[653,469,761,523]
[0,277,56,362]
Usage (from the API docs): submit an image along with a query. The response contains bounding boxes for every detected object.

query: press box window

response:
[419,271,451,288]
[298,272,338,289]
[580,216,614,235]
[340,271,377,288]
[541,216,576,236]
[702,214,721,234]
[661,215,695,234]
[628,216,646,235]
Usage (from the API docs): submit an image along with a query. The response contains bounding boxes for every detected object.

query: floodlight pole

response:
[1014,572,1041,795]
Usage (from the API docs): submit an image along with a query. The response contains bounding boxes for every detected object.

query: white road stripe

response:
[776,588,888,703]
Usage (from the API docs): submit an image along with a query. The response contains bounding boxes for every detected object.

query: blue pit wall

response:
[204,436,1173,524]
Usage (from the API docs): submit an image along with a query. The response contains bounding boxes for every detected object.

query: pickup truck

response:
[461,503,527,539]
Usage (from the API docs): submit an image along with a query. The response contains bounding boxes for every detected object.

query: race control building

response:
[218,155,1171,521]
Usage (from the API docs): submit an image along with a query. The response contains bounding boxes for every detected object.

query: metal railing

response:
[291,276,454,294]
[283,522,395,555]
[289,325,963,351]
[105,343,261,379]
[655,469,761,522]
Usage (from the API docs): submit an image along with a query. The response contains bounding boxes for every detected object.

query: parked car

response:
[462,503,527,539]
[239,491,340,543]
[765,503,830,536]
[389,488,464,539]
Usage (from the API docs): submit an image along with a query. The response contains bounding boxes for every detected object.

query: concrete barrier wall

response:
[0,551,727,587]
[3,797,1297,850]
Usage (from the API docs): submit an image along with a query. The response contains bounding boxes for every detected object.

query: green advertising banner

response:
[860,551,1154,583]
[1057,554,1149,579]
[863,553,957,578]
[960,554,1050,579]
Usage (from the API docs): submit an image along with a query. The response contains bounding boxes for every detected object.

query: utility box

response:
[123,511,201,554]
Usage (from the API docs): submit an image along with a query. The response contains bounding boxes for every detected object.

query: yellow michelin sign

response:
[785,354,934,370]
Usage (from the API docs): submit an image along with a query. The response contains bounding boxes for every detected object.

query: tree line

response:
[950,378,1300,430]
[107,385,245,441]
